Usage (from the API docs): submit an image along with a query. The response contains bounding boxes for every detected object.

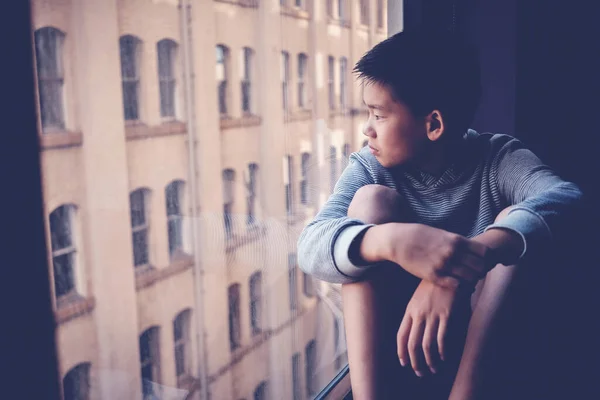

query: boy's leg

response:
[341,185,470,399]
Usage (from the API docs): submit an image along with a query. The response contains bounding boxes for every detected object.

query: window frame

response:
[62,362,91,400]
[139,326,161,398]
[173,309,192,380]
[157,38,178,119]
[297,53,308,109]
[130,188,151,268]
[49,204,78,299]
[228,283,242,351]
[119,35,142,122]
[249,271,262,335]
[216,44,230,116]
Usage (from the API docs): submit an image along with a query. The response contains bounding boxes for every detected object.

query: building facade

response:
[31,0,389,399]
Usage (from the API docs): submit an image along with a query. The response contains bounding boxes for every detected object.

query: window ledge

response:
[284,109,312,123]
[281,6,310,20]
[135,255,194,291]
[55,293,95,325]
[39,130,83,150]
[225,223,267,253]
[220,115,262,130]
[177,374,201,392]
[329,109,351,119]
[327,18,351,28]
[215,0,259,8]
[125,121,187,141]
[358,23,369,32]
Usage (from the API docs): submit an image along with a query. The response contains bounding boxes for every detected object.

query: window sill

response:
[39,130,83,150]
[215,0,259,8]
[125,120,187,141]
[135,255,194,291]
[225,223,267,253]
[177,374,201,392]
[220,115,262,130]
[55,293,95,325]
[358,23,369,32]
[284,109,312,123]
[281,6,310,20]
[327,18,351,28]
[329,109,350,119]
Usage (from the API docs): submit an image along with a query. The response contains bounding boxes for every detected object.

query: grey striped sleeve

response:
[297,153,375,284]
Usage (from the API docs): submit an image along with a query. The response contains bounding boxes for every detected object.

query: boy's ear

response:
[425,110,445,142]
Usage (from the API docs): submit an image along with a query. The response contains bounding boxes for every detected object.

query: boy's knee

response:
[348,184,403,224]
[494,206,514,223]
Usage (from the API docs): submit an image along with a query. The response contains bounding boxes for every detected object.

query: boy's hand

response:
[397,279,464,376]
[386,223,491,287]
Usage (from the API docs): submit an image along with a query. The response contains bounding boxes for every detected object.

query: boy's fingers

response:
[449,264,478,283]
[397,314,412,367]
[457,251,487,274]
[463,238,488,258]
[408,318,426,377]
[423,317,440,374]
[437,318,448,362]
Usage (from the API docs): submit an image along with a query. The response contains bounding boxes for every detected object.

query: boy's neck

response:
[410,134,466,177]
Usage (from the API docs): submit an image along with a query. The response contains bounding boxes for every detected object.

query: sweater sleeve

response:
[297,153,376,284]
[485,136,583,261]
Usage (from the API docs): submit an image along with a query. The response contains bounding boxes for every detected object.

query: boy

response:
[297,29,582,399]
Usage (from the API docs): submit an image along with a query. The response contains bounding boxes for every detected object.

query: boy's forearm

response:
[358,222,414,264]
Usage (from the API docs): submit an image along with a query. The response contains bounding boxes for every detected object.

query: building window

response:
[330,146,338,193]
[281,51,290,112]
[305,340,317,396]
[140,327,161,398]
[294,0,304,9]
[334,318,341,370]
[284,155,294,215]
[249,271,262,335]
[327,0,334,17]
[130,189,150,267]
[377,0,385,28]
[360,0,369,25]
[216,45,229,115]
[254,381,268,400]
[246,163,258,226]
[328,56,335,110]
[157,39,178,119]
[288,253,298,311]
[303,271,315,298]
[341,143,351,172]
[339,0,346,20]
[339,57,347,110]
[292,353,301,400]
[242,47,253,113]
[166,180,185,259]
[228,283,241,350]
[34,27,65,131]
[300,153,311,205]
[63,363,91,400]
[49,205,77,298]
[223,169,236,239]
[173,309,192,380]
[119,35,142,121]
[297,53,308,109]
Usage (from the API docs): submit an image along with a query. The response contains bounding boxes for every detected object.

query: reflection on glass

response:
[31,0,387,399]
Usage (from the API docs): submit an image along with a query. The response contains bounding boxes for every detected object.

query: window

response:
[284,156,294,215]
[157,39,178,118]
[254,381,268,400]
[339,57,347,110]
[130,189,150,267]
[49,205,77,298]
[328,56,335,110]
[242,47,253,113]
[294,0,303,9]
[119,35,142,121]
[281,51,290,111]
[246,164,258,226]
[216,44,229,115]
[288,253,298,311]
[360,0,369,25]
[334,318,341,370]
[140,327,161,398]
[327,0,334,17]
[297,53,308,108]
[223,169,236,239]
[339,0,346,20]
[330,146,338,193]
[292,353,301,400]
[377,0,385,28]
[63,363,90,400]
[300,153,311,205]
[228,283,242,350]
[303,271,315,298]
[341,143,351,172]
[34,27,65,131]
[305,340,317,396]
[166,181,185,259]
[249,271,262,335]
[173,309,192,379]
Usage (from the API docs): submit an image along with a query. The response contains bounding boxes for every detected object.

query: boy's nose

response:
[362,121,375,137]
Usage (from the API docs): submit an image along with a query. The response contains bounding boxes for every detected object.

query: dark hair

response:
[354,28,481,134]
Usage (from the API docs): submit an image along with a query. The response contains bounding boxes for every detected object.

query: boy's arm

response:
[486,136,583,262]
[297,153,377,284]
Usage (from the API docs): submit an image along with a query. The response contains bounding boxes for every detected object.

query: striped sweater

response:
[297,130,583,284]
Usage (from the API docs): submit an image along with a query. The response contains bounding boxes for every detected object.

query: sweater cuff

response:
[333,224,376,277]
[484,207,552,261]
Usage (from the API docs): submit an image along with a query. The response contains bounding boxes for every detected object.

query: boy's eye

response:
[374,114,383,120]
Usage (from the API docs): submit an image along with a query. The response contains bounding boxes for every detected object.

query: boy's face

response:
[362,82,427,168]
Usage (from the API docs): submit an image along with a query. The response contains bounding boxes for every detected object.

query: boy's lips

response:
[368,144,379,154]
